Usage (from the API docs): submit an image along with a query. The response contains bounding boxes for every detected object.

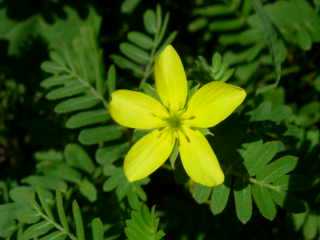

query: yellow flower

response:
[109,45,246,187]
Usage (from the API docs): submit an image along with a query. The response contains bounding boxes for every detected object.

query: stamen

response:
[166,114,182,129]
[157,127,169,137]
[180,128,191,142]
[182,115,196,120]
[151,112,164,119]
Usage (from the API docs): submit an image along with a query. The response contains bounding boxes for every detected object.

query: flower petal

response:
[179,128,224,187]
[124,129,175,181]
[109,90,168,129]
[184,81,246,128]
[154,45,188,112]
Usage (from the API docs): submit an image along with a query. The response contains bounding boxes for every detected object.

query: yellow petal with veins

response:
[154,45,188,112]
[184,81,246,128]
[124,129,175,182]
[109,90,168,129]
[179,128,224,187]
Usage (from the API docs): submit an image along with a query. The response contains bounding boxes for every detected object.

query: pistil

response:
[166,114,182,130]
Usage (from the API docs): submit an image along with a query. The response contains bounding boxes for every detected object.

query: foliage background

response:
[0,0,320,239]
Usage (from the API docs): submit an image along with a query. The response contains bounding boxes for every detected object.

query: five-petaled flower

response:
[109,45,246,187]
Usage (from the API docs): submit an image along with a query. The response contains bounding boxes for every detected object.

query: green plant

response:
[0,1,320,239]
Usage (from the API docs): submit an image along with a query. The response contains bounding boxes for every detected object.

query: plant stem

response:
[65,68,109,109]
[139,14,163,89]
[32,203,78,240]
[249,177,281,192]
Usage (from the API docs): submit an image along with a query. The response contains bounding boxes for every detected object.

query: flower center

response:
[166,114,183,130]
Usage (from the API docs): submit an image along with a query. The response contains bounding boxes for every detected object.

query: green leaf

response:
[297,25,312,51]
[240,140,285,176]
[188,18,208,32]
[106,65,116,96]
[111,55,143,76]
[96,143,130,165]
[45,163,82,184]
[212,52,222,73]
[252,185,277,220]
[10,187,35,204]
[46,82,88,100]
[56,192,69,233]
[39,231,67,240]
[66,109,109,129]
[103,168,125,191]
[257,156,298,182]
[49,49,68,66]
[41,61,65,73]
[103,166,148,202]
[128,32,154,50]
[78,126,123,145]
[125,205,165,240]
[193,53,234,83]
[22,176,67,193]
[266,0,320,49]
[144,10,157,34]
[91,218,104,240]
[252,0,282,83]
[22,221,54,240]
[54,95,99,114]
[303,214,318,239]
[140,83,160,99]
[79,179,97,202]
[247,101,293,124]
[39,9,107,136]
[209,18,245,31]
[40,7,101,48]
[192,3,237,17]
[270,190,305,213]
[269,190,286,207]
[157,10,168,43]
[41,75,72,89]
[0,204,18,237]
[315,76,320,92]
[234,184,252,224]
[191,184,212,204]
[272,175,290,191]
[156,31,177,54]
[121,0,142,13]
[72,201,85,240]
[120,43,150,64]
[292,211,307,231]
[35,150,64,162]
[14,203,40,224]
[36,188,54,220]
[113,5,175,83]
[0,9,38,55]
[64,144,95,174]
[210,183,230,215]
